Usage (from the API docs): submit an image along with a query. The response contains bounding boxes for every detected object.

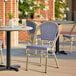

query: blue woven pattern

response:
[37,35,41,39]
[26,21,36,34]
[27,45,52,51]
[40,22,58,41]
[63,35,76,38]
[0,41,3,44]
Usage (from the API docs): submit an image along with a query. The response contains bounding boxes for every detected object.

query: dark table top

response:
[42,20,76,24]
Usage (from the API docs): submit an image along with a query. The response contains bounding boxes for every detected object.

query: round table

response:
[0,26,33,71]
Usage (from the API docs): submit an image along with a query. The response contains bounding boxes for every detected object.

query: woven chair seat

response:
[27,45,52,51]
[63,34,76,38]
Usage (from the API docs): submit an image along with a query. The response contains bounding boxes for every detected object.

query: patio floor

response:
[0,42,76,76]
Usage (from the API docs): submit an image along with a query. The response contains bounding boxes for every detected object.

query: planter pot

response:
[9,19,14,27]
[22,19,26,27]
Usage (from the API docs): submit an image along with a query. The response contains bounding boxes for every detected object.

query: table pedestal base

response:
[55,37,67,55]
[55,51,67,55]
[0,65,20,71]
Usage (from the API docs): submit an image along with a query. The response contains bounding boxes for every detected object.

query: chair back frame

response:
[26,20,37,34]
[33,22,60,48]
[69,24,76,35]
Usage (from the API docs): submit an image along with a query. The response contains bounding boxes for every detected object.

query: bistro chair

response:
[0,41,3,64]
[26,20,36,43]
[26,22,59,73]
[26,21,41,54]
[0,19,3,64]
[63,24,76,53]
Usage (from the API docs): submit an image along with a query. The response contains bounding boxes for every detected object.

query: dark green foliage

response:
[55,0,66,20]
[19,0,44,19]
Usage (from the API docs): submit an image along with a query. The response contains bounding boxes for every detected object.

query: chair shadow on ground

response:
[12,58,58,73]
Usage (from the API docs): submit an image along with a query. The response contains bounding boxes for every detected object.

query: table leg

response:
[0,31,20,71]
[6,31,11,69]
[55,37,59,53]
[55,37,67,55]
[6,31,20,71]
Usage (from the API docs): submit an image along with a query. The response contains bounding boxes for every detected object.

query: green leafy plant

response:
[19,0,44,20]
[8,13,14,19]
[55,0,66,20]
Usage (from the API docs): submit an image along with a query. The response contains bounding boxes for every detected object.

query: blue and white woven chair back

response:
[40,22,58,41]
[26,21,36,34]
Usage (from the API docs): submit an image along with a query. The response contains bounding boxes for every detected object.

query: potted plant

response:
[8,13,14,27]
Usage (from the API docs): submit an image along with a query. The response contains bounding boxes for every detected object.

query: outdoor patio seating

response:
[26,22,59,73]
[63,24,76,53]
[0,41,3,64]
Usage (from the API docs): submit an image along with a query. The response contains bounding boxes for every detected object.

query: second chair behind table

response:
[0,19,4,64]
[26,20,37,44]
[0,41,4,64]
[26,22,59,73]
[26,21,41,55]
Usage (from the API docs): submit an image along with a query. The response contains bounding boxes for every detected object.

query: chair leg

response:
[26,50,30,71]
[62,37,65,51]
[0,48,3,64]
[53,52,59,68]
[26,55,29,71]
[40,51,42,66]
[25,49,27,54]
[45,51,48,73]
[70,38,73,53]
